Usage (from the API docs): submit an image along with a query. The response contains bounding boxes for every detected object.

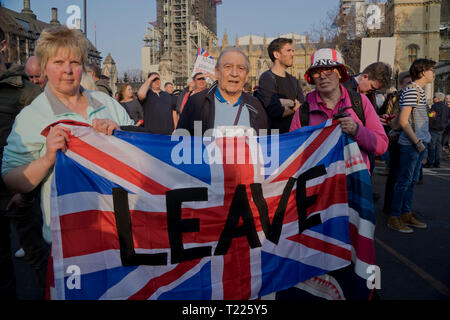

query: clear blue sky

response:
[1,0,340,74]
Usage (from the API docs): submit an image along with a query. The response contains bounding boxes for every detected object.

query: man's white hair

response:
[434,92,445,101]
[216,47,250,73]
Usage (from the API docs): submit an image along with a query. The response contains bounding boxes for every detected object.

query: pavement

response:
[370,154,450,300]
[9,153,450,300]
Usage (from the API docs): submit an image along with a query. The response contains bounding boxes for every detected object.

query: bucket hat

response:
[304,48,350,84]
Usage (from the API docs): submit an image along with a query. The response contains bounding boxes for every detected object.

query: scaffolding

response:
[156,0,220,87]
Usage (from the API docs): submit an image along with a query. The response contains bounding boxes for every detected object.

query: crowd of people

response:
[0,24,448,300]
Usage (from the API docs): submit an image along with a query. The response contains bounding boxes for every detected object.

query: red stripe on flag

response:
[59,209,172,258]
[222,240,251,300]
[305,173,347,215]
[68,135,169,195]
[287,233,351,261]
[216,137,254,300]
[60,210,120,258]
[272,123,338,183]
[256,173,347,229]
[349,223,375,265]
[45,248,54,300]
[128,259,202,300]
[132,207,227,248]
[331,49,338,62]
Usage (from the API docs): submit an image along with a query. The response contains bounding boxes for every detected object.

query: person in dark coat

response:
[424,92,450,168]
[0,27,46,299]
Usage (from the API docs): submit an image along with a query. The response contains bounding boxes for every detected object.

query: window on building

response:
[407,44,419,64]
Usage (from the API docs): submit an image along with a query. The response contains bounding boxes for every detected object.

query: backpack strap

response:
[347,89,366,126]
[299,101,310,127]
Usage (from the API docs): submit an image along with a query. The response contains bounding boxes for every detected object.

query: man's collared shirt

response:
[213,87,250,128]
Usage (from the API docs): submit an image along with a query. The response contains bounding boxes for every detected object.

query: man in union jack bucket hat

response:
[304,48,350,85]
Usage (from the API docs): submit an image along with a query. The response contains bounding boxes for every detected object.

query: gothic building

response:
[0,0,102,66]
[385,0,446,97]
[102,53,118,95]
[145,0,220,87]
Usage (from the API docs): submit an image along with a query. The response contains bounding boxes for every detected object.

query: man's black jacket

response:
[0,63,42,193]
[429,101,450,131]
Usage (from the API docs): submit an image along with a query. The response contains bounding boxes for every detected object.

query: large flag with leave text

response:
[49,120,376,300]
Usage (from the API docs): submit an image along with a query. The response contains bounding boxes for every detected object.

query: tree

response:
[308,1,388,75]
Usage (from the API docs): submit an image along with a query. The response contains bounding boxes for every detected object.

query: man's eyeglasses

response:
[195,77,206,81]
[368,84,379,93]
[311,67,336,79]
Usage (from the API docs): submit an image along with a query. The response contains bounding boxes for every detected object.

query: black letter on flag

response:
[250,177,296,244]
[296,165,327,234]
[214,184,261,256]
[112,187,168,266]
[166,188,212,264]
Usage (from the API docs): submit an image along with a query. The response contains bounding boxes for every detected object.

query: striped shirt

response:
[398,82,431,145]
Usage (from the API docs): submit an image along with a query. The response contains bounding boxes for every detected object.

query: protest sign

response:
[191,47,216,81]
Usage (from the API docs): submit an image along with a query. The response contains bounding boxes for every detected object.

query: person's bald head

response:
[25,56,46,88]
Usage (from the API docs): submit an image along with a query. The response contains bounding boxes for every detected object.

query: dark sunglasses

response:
[311,67,336,78]
[195,77,206,81]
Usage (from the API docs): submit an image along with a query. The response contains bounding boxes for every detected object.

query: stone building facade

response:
[102,53,118,95]
[385,0,446,97]
[385,0,441,72]
[209,32,316,89]
[0,1,102,66]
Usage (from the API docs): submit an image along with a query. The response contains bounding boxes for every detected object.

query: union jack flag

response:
[48,119,375,300]
[197,47,215,60]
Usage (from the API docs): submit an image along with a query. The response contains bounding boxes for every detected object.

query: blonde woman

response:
[1,26,134,245]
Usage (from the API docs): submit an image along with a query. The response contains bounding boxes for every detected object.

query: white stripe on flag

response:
[250,242,263,299]
[260,160,345,199]
[348,208,375,240]
[262,220,351,272]
[210,255,224,299]
[56,192,166,216]
[99,263,178,300]
[50,175,66,300]
[150,259,210,300]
